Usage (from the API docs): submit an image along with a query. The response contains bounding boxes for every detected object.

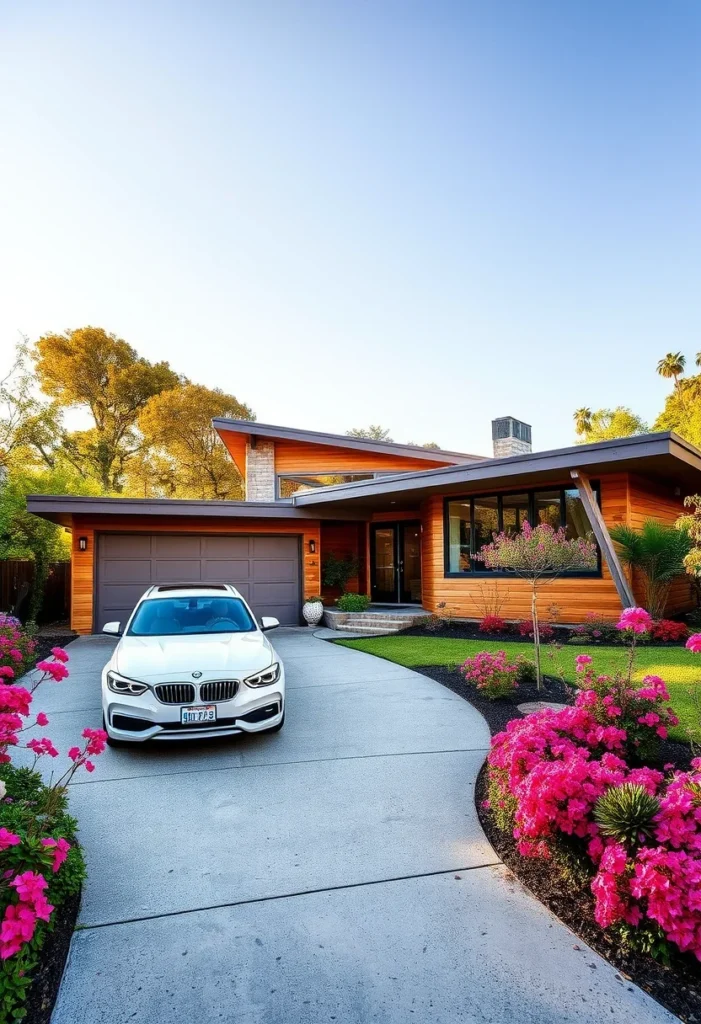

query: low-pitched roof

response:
[291,431,701,511]
[212,418,483,464]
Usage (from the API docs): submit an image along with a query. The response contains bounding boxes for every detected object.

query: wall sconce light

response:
[309,539,316,554]
[78,537,88,552]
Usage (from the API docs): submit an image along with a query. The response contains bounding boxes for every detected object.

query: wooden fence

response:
[0,560,71,624]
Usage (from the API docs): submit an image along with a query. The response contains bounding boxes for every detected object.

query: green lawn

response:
[336,635,701,743]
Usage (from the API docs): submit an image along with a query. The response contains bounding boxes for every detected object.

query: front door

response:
[370,522,422,604]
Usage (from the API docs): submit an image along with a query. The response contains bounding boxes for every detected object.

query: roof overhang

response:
[291,432,701,512]
[212,418,482,465]
[25,495,365,527]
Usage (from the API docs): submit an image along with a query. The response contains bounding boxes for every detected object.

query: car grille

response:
[155,683,196,705]
[200,680,238,703]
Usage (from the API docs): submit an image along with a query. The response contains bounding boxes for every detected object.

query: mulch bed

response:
[400,622,690,647]
[24,890,81,1024]
[31,633,78,664]
[411,660,701,1021]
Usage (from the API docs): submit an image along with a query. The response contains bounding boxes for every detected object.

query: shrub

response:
[424,601,453,632]
[650,619,689,642]
[0,618,36,679]
[515,656,537,685]
[516,619,554,640]
[336,593,370,613]
[322,554,359,593]
[478,615,506,634]
[609,519,691,619]
[593,783,660,846]
[460,650,519,700]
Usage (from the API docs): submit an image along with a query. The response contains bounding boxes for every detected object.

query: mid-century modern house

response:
[26,417,701,633]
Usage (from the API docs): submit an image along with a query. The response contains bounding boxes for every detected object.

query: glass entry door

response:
[370,522,422,604]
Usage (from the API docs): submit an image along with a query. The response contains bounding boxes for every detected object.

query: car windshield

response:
[128,596,256,636]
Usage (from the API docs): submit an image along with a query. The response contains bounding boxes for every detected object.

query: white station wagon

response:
[101,583,285,744]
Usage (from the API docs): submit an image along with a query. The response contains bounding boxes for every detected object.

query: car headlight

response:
[244,662,281,687]
[106,671,149,696]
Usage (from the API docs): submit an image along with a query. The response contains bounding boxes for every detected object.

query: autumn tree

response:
[574,406,648,443]
[34,327,181,490]
[137,383,254,499]
[654,378,701,448]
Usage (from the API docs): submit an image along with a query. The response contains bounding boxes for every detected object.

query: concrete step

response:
[335,624,401,635]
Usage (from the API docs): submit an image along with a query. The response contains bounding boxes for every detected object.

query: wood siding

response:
[420,473,637,623]
[219,432,248,476]
[273,439,453,475]
[320,522,366,600]
[628,474,695,615]
[70,516,321,634]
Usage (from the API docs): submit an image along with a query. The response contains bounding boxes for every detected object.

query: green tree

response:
[573,407,592,437]
[654,377,701,447]
[0,339,64,472]
[0,467,102,621]
[346,425,393,441]
[136,383,254,499]
[656,352,686,394]
[34,327,181,490]
[609,519,691,618]
[575,407,648,443]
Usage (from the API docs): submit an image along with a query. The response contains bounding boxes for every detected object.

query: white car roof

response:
[143,584,245,601]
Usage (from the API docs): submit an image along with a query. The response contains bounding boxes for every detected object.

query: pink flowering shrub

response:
[650,619,689,643]
[0,618,36,680]
[515,619,554,640]
[460,650,519,700]
[0,644,106,1015]
[478,615,507,634]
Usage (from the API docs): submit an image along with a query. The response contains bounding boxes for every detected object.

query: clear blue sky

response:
[1,1,699,455]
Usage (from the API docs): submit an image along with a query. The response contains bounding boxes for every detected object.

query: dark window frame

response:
[277,470,382,499]
[443,483,602,578]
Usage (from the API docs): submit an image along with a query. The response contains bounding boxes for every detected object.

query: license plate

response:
[181,705,217,725]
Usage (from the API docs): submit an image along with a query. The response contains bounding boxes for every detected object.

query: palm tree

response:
[573,408,592,436]
[695,352,701,369]
[656,352,686,392]
[609,519,691,618]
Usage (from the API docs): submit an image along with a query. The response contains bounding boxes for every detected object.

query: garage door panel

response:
[252,537,298,558]
[253,559,297,583]
[96,534,301,630]
[151,560,202,582]
[201,537,251,557]
[100,559,154,583]
[101,535,152,557]
[201,560,251,581]
[151,536,202,558]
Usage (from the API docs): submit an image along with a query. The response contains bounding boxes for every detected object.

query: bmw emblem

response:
[192,671,202,679]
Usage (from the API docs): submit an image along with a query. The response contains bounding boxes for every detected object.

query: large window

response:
[445,486,600,575]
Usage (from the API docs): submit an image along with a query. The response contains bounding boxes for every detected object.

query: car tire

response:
[103,715,129,748]
[262,710,285,733]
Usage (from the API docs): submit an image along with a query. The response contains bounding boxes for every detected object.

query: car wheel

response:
[103,714,129,748]
[262,710,285,733]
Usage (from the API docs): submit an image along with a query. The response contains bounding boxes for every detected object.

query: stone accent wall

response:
[245,440,276,501]
[492,436,532,459]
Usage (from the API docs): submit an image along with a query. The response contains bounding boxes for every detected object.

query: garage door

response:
[95,534,301,630]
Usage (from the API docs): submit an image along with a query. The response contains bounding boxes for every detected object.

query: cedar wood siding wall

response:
[70,516,321,635]
[273,439,454,475]
[319,522,367,600]
[419,472,691,623]
[628,474,695,615]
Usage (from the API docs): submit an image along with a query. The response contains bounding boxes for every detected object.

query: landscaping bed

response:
[32,633,78,665]
[399,620,692,647]
[23,890,80,1024]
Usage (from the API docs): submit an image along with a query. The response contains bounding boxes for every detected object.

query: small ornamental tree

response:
[475,522,598,689]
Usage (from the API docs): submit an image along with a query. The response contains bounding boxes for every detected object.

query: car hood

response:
[114,632,276,680]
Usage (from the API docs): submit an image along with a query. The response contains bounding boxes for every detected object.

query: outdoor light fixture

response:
[309,539,316,554]
[78,537,88,552]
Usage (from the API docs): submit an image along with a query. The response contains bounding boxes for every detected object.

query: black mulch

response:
[25,890,81,1024]
[400,622,690,647]
[31,633,78,664]
[410,660,701,1021]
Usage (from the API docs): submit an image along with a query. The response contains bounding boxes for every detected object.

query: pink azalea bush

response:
[0,632,107,1014]
[486,606,701,961]
[460,650,519,700]
[0,616,37,679]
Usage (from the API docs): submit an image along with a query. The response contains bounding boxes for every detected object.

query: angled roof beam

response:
[570,469,635,609]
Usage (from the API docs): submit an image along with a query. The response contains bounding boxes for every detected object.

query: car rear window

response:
[128,596,256,636]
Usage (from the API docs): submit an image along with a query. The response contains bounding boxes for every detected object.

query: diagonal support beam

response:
[570,469,635,609]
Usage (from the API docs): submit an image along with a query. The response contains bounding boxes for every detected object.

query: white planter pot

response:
[302,600,324,626]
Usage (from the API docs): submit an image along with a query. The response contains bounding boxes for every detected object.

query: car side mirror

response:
[102,621,122,637]
[260,617,279,632]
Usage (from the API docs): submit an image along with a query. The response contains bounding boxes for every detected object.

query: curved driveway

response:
[42,629,675,1023]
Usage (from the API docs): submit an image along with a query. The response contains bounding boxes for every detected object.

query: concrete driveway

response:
[35,630,674,1023]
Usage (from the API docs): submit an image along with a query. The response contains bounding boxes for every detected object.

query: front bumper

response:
[102,673,285,743]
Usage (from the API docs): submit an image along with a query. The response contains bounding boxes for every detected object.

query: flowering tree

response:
[475,522,598,688]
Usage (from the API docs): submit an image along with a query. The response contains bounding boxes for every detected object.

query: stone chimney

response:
[245,437,276,501]
[492,417,532,458]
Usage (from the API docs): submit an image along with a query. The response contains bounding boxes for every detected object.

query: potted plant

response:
[302,595,324,626]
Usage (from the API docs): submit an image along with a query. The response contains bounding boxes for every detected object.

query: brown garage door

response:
[96,534,301,630]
